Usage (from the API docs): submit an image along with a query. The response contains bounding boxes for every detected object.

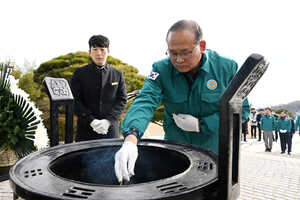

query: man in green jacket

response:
[114,20,250,183]
[260,108,276,152]
[277,111,292,155]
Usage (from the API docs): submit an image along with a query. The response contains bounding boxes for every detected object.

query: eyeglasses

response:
[166,43,199,59]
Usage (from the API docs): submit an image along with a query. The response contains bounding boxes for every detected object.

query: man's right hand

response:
[90,119,106,134]
[114,135,138,183]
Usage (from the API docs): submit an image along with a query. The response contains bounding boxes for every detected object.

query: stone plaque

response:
[43,77,73,101]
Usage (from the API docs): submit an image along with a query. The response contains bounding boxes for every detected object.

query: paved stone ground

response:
[237,134,300,200]
[1,134,300,200]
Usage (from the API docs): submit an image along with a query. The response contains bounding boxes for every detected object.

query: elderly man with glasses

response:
[114,20,250,183]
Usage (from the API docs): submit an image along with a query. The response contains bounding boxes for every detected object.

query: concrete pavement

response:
[1,134,300,200]
[238,134,300,200]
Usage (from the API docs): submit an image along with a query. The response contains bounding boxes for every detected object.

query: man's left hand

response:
[173,114,200,132]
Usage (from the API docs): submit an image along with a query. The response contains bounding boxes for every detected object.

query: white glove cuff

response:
[123,141,137,149]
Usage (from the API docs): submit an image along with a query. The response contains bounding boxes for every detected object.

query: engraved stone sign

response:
[43,77,73,101]
[43,77,74,146]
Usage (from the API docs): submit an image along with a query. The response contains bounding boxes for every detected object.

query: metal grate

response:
[157,182,188,194]
[197,160,214,171]
[62,186,95,199]
[23,169,43,178]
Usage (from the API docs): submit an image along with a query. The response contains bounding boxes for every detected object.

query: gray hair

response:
[166,20,203,44]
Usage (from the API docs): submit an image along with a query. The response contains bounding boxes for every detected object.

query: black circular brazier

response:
[9,139,217,200]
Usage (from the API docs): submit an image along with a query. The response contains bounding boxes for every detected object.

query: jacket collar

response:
[90,61,109,72]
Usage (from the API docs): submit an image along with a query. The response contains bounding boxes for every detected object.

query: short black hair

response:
[166,20,203,44]
[265,107,272,111]
[89,35,110,49]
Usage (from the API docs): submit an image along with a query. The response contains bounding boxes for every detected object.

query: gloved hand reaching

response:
[114,141,138,183]
[279,129,287,133]
[173,113,200,132]
[90,119,111,134]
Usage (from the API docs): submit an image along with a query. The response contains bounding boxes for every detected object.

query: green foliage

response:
[275,108,294,118]
[11,69,22,79]
[151,104,164,123]
[18,69,41,102]
[114,64,145,92]
[0,63,40,157]
[34,51,89,84]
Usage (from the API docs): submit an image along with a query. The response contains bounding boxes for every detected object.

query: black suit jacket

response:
[70,62,127,141]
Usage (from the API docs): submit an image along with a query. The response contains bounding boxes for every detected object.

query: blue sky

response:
[1,0,299,108]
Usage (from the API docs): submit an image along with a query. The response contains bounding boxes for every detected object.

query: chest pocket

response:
[162,93,188,114]
[200,92,221,115]
[102,81,119,102]
[201,92,221,103]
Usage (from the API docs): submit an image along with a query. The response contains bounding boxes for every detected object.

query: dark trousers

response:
[279,133,292,153]
[257,125,262,141]
[274,131,278,141]
[251,126,257,138]
[242,132,247,141]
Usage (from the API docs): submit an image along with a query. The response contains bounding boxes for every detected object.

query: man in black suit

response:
[70,35,127,142]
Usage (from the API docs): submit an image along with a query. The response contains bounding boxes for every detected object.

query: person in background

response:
[260,108,275,152]
[256,109,264,141]
[242,118,249,142]
[249,108,257,139]
[272,112,279,142]
[70,35,127,142]
[290,115,295,139]
[114,20,250,183]
[277,111,292,155]
[295,114,300,136]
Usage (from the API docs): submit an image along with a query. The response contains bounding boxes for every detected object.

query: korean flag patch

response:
[147,71,160,80]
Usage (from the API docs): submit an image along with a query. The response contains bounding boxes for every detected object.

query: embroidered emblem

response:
[111,82,118,86]
[147,71,159,80]
[207,79,217,90]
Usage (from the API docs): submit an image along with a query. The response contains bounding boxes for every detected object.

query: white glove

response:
[90,119,111,134]
[173,113,200,132]
[114,141,138,183]
[280,129,287,133]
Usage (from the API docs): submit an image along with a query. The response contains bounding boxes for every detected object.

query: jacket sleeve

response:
[105,72,127,121]
[121,64,162,138]
[242,99,250,123]
[70,68,95,124]
[288,119,292,132]
[295,116,299,131]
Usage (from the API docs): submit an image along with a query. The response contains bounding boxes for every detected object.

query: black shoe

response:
[269,149,272,152]
[281,152,285,154]
[265,149,268,152]
[288,152,291,155]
